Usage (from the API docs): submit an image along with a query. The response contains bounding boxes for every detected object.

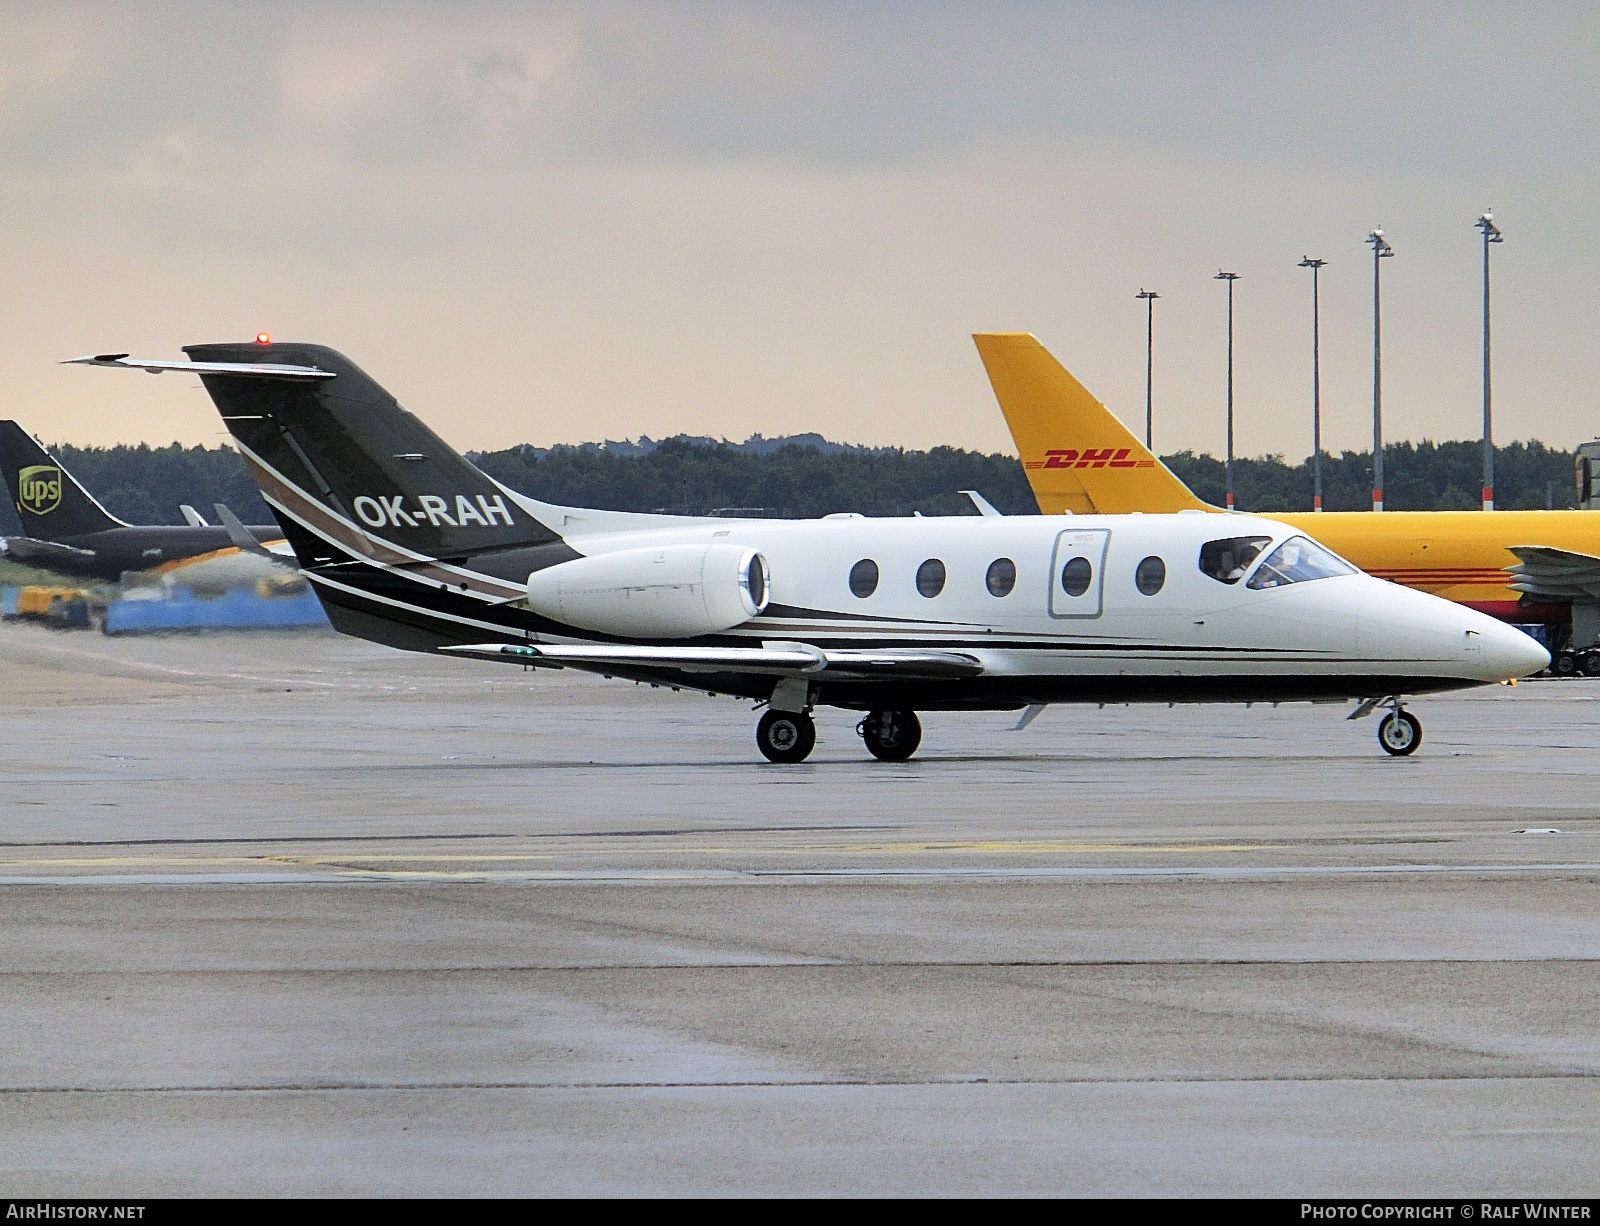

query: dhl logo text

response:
[17,465,63,515]
[1024,448,1154,471]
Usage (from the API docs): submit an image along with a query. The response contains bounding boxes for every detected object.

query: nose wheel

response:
[756,709,816,763]
[857,709,922,761]
[1377,708,1422,756]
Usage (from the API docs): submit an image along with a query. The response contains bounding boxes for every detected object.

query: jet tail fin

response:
[169,343,562,567]
[0,419,131,539]
[972,334,1212,515]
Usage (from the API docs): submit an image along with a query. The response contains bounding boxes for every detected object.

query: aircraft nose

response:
[1473,620,1550,681]
[1357,580,1549,682]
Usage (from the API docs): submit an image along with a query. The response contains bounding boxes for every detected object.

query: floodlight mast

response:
[1477,211,1503,511]
[1299,257,1327,512]
[1367,229,1394,512]
[1136,288,1160,449]
[1214,271,1240,511]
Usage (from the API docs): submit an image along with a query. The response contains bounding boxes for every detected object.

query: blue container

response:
[104,586,329,634]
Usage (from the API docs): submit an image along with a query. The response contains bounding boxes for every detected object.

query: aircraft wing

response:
[1,536,97,563]
[440,641,985,680]
[1506,545,1600,600]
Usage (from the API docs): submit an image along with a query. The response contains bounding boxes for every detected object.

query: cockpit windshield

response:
[1245,536,1358,590]
[1198,536,1271,585]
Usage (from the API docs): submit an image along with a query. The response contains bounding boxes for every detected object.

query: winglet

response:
[212,502,270,555]
[972,333,1212,516]
[961,489,1003,517]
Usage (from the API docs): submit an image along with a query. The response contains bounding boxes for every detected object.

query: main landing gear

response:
[755,709,816,763]
[857,709,922,761]
[753,706,925,763]
[1552,649,1600,678]
[1349,695,1422,756]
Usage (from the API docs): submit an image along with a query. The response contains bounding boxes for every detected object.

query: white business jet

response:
[70,341,1548,761]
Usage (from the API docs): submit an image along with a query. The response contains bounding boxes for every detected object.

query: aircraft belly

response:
[816,672,1479,711]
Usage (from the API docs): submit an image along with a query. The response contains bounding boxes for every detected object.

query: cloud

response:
[3,3,1597,458]
[6,2,1596,181]
[0,2,286,169]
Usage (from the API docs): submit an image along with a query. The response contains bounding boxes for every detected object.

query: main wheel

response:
[858,709,922,761]
[1377,709,1422,756]
[755,709,816,763]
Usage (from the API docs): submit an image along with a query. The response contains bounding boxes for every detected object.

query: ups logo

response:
[18,464,62,515]
[1024,448,1154,471]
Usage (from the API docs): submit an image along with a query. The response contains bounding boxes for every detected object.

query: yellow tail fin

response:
[973,333,1212,515]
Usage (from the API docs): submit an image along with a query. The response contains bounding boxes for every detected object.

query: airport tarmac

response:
[0,620,1597,1197]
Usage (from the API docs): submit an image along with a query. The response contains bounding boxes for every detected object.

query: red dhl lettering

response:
[1034,448,1150,470]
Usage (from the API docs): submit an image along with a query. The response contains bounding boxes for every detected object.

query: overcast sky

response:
[3,1,1596,464]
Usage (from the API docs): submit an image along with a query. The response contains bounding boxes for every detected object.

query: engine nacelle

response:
[524,543,770,639]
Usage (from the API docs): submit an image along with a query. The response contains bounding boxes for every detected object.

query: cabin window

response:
[1245,536,1357,590]
[985,557,1017,597]
[849,559,879,598]
[1060,556,1093,597]
[1198,536,1271,585]
[1135,555,1166,596]
[916,558,946,598]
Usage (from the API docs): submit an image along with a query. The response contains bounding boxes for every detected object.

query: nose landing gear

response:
[857,709,922,761]
[1348,695,1423,756]
[1377,707,1422,756]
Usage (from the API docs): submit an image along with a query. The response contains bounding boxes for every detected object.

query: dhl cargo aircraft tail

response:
[972,333,1207,515]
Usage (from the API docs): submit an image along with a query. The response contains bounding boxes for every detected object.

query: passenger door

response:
[1048,529,1110,619]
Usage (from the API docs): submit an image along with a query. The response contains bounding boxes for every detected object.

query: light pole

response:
[1476,211,1503,510]
[1299,257,1327,512]
[1136,288,1159,449]
[1366,229,1393,511]
[1215,270,1239,510]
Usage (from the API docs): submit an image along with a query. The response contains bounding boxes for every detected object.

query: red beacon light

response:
[255,332,271,345]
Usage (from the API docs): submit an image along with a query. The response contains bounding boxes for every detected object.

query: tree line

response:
[1163,439,1575,513]
[0,435,1580,539]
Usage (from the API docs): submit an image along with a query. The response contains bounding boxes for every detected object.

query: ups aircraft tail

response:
[972,334,1212,516]
[0,419,130,539]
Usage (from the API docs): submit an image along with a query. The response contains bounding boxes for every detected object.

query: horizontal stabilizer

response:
[441,642,985,680]
[1506,545,1600,600]
[63,354,336,381]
